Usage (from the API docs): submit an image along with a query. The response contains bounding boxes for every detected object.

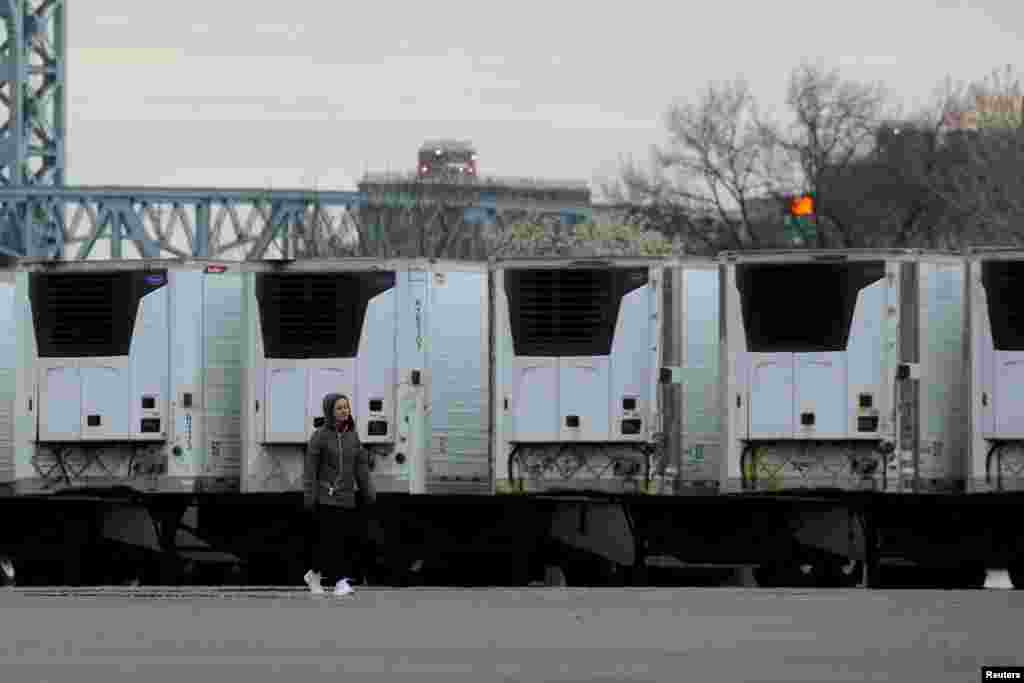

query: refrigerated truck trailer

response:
[720,249,967,494]
[240,258,491,497]
[2,252,1024,589]
[967,247,1024,493]
[1,258,244,494]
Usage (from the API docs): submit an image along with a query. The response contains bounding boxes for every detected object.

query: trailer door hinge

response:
[897,363,921,381]
[659,367,683,384]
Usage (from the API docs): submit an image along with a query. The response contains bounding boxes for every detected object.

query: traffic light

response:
[789,195,814,218]
[783,194,815,246]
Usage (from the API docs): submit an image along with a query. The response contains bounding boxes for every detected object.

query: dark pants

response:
[305,504,371,584]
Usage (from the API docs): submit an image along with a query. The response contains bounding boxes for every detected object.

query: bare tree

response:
[816,118,948,250]
[601,77,785,252]
[488,218,677,258]
[761,60,895,248]
[920,65,1024,247]
[603,66,899,252]
[761,63,1024,251]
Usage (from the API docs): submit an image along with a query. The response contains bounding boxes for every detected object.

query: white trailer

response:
[0,258,245,493]
[721,250,967,493]
[240,258,490,496]
[492,257,664,494]
[967,247,1024,493]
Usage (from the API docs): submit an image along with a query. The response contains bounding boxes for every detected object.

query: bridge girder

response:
[0,185,592,260]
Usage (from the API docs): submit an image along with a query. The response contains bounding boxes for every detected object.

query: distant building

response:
[416,139,478,179]
[359,140,592,211]
[943,96,1024,131]
[356,140,593,256]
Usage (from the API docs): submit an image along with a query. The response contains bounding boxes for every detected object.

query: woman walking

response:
[303,393,376,593]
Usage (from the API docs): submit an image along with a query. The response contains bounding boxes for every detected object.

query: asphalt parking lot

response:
[1,586,1021,682]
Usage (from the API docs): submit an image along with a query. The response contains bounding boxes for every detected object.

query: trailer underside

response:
[2,489,1023,590]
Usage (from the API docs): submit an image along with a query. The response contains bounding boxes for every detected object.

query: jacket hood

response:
[322,393,344,421]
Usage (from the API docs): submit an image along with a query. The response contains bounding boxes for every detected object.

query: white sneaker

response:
[0,558,14,586]
[304,570,325,594]
[335,578,354,596]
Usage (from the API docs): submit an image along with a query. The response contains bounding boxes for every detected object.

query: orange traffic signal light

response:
[789,195,814,217]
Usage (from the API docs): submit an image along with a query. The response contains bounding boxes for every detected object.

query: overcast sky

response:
[68,1,1022,195]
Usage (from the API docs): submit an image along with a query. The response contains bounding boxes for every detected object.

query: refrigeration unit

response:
[721,250,966,492]
[2,259,244,492]
[241,259,490,496]
[492,258,664,493]
[967,247,1024,491]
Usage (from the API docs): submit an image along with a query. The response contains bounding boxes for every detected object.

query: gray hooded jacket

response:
[303,393,376,509]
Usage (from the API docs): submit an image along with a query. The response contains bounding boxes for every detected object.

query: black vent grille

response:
[505,268,648,356]
[46,276,116,348]
[982,261,1024,351]
[736,262,885,352]
[30,271,167,357]
[256,271,396,359]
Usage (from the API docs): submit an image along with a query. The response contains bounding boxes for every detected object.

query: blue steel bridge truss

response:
[0,185,593,260]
